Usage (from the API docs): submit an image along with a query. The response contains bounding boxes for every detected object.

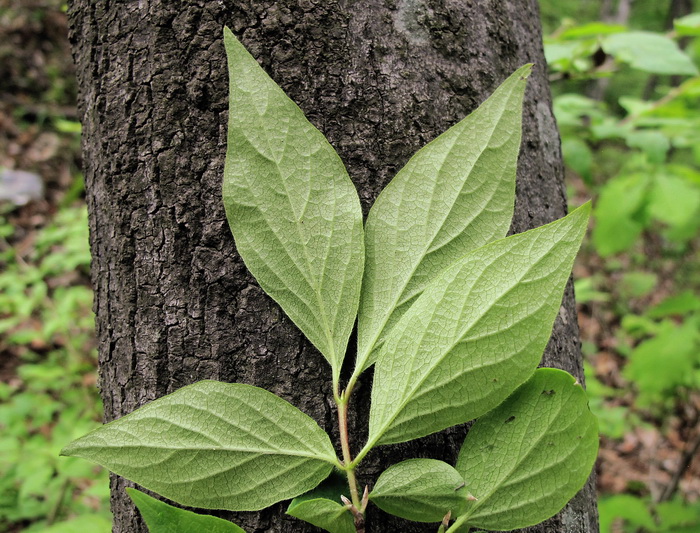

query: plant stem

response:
[337,397,362,510]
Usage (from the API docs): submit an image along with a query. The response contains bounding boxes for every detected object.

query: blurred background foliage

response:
[0,1,110,532]
[0,0,699,532]
[543,0,700,531]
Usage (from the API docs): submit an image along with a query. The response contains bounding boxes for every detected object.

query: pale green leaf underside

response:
[287,498,355,533]
[61,381,337,511]
[367,203,590,446]
[127,488,246,533]
[287,475,356,533]
[369,459,467,522]
[454,368,599,531]
[223,28,364,382]
[356,64,532,373]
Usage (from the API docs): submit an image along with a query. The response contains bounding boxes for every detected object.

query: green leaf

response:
[355,65,532,373]
[222,28,364,383]
[646,291,700,318]
[593,173,649,256]
[366,204,590,446]
[553,94,605,128]
[618,271,657,299]
[287,475,356,533]
[648,174,700,230]
[624,319,699,406]
[603,32,699,76]
[624,130,670,164]
[675,13,700,36]
[557,22,627,39]
[61,381,337,511]
[598,494,655,533]
[127,488,245,533]
[453,368,598,531]
[657,499,700,530]
[369,459,467,522]
[287,498,355,533]
[561,137,593,183]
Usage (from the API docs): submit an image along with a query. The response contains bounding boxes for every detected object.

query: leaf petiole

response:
[337,395,362,510]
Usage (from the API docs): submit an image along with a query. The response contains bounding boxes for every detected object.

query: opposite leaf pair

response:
[121,368,597,533]
[61,27,598,533]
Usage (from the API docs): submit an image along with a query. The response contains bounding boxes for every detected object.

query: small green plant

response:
[60,29,598,532]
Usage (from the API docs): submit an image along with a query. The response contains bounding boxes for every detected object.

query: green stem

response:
[337,397,362,510]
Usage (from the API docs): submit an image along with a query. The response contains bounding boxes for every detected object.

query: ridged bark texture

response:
[68,1,598,532]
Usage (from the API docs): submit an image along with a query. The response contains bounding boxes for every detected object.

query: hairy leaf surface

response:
[287,474,356,533]
[355,65,532,373]
[61,381,337,511]
[369,459,467,522]
[367,204,590,446]
[223,28,364,383]
[287,498,355,533]
[127,488,246,533]
[454,368,598,530]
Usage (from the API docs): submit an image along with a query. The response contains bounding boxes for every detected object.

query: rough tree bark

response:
[68,1,598,532]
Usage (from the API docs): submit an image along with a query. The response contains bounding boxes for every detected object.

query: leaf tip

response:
[569,200,593,229]
[59,442,76,457]
[223,25,237,48]
[518,63,535,80]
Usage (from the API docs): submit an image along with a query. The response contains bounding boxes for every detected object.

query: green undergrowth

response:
[0,204,110,532]
[544,3,700,531]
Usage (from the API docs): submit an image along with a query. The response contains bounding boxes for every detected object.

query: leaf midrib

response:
[460,396,575,521]
[371,235,568,445]
[77,441,335,463]
[236,113,339,368]
[359,96,512,366]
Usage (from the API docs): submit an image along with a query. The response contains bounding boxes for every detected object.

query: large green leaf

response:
[366,204,590,447]
[127,488,246,533]
[453,369,598,531]
[369,459,467,522]
[223,28,364,383]
[354,65,532,374]
[603,32,699,75]
[61,381,337,511]
[287,475,356,533]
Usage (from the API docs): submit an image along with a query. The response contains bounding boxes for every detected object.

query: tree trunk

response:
[68,1,598,532]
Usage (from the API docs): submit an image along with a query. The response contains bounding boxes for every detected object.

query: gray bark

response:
[68,1,598,532]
